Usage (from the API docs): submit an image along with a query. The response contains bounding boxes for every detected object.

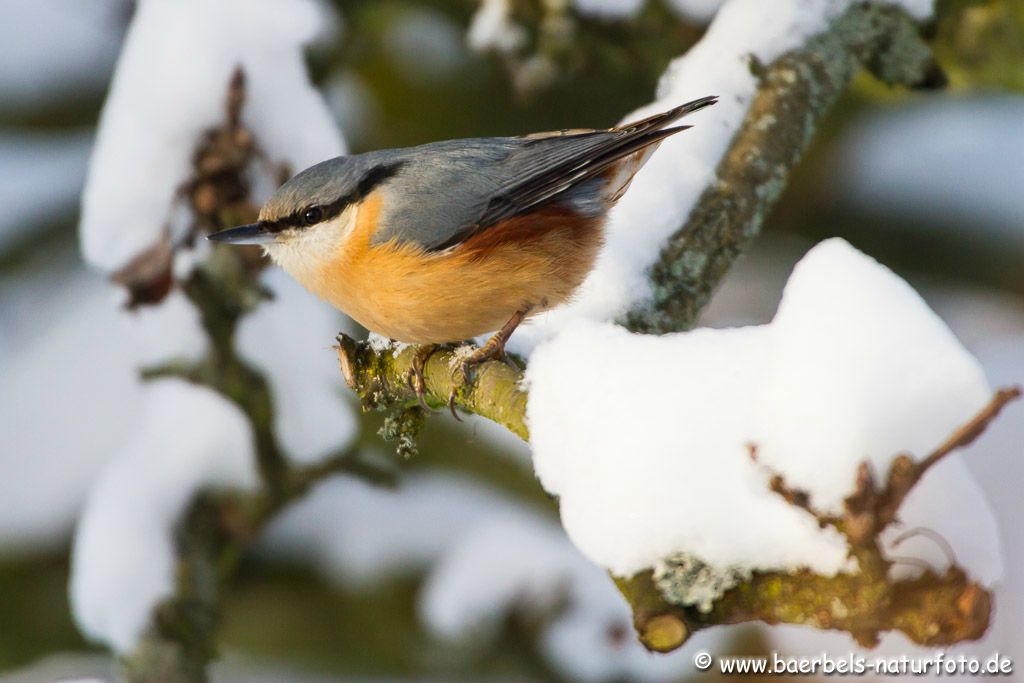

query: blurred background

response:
[0,0,1021,681]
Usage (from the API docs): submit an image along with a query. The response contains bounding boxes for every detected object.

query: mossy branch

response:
[626,3,944,333]
[108,3,1005,679]
[331,2,1015,657]
[336,335,529,441]
[618,388,1017,653]
[339,328,1016,651]
[617,559,991,653]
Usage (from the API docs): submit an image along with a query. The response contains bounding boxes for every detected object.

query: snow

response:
[752,239,990,512]
[79,0,344,274]
[70,379,258,653]
[835,95,1024,249]
[0,0,122,110]
[64,0,358,655]
[0,264,204,555]
[420,511,581,640]
[121,288,208,367]
[259,473,511,585]
[663,0,726,23]
[0,132,93,251]
[467,0,526,53]
[237,268,356,464]
[420,510,727,683]
[669,237,1022,660]
[507,0,935,354]
[526,239,997,581]
[573,0,647,19]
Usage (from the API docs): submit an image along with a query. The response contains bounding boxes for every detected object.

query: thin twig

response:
[876,386,1021,531]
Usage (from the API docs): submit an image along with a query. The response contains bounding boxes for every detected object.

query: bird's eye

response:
[303,206,323,225]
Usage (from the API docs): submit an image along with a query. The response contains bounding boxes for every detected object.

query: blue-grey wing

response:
[374,95,717,252]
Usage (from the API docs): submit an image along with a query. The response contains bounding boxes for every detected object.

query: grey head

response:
[205,138,523,251]
[206,152,406,245]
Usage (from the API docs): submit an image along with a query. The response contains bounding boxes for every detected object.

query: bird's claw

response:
[407,345,440,413]
[494,348,522,371]
[445,307,531,424]
[446,390,463,422]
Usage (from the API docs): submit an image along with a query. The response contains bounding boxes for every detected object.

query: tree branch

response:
[118,68,393,683]
[619,386,1017,652]
[332,2,1016,657]
[625,4,943,333]
[336,336,530,441]
[102,2,1007,678]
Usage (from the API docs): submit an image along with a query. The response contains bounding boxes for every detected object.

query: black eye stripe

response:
[260,161,405,233]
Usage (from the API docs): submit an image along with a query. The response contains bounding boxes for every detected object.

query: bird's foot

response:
[449,337,504,383]
[405,344,440,413]
[445,307,532,423]
[445,337,519,422]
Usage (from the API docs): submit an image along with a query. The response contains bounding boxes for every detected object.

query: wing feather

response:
[430,95,717,250]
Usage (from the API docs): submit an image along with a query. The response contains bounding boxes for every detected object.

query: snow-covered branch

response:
[341,240,1018,651]
[615,388,1018,653]
[67,0,1015,678]
[625,2,943,332]
[101,76,392,681]
[337,0,1015,656]
[71,4,387,679]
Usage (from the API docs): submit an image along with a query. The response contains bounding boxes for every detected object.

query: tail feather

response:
[471,95,718,232]
[613,95,719,135]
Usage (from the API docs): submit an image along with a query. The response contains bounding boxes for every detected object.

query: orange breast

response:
[310,191,603,344]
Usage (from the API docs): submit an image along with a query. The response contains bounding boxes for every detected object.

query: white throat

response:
[263,204,358,280]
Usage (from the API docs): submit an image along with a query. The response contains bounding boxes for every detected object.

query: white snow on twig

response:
[67,0,357,655]
[526,239,999,580]
[70,380,258,653]
[79,0,344,273]
[509,0,935,353]
[0,266,205,554]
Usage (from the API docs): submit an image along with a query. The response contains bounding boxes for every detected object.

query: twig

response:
[624,4,943,333]
[875,386,1021,530]
[119,67,386,683]
[749,444,824,524]
[336,334,530,441]
[753,388,1020,547]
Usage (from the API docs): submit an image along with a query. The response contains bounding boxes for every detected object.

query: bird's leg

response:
[447,307,531,420]
[406,344,440,412]
[460,307,531,378]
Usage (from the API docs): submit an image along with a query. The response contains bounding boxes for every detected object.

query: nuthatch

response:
[209,95,717,402]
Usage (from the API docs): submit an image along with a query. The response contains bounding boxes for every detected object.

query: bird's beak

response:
[207,223,276,245]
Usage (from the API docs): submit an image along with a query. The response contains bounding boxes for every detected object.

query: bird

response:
[209,95,717,406]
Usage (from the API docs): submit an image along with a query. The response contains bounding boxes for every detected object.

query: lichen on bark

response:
[330,2,1014,657]
[624,4,944,334]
